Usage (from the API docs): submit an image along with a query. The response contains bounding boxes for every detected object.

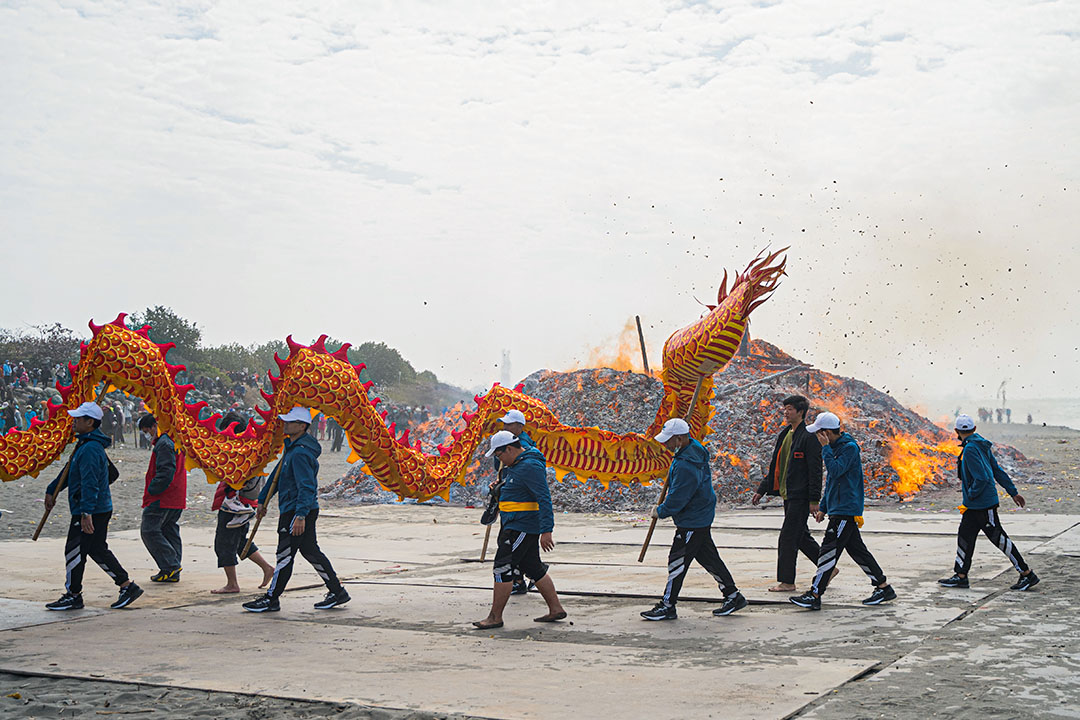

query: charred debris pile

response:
[321,340,1036,512]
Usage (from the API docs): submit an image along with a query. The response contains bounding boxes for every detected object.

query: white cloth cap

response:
[654,418,691,443]
[68,401,104,421]
[499,409,526,425]
[485,430,520,457]
[805,411,841,433]
[955,414,976,432]
[278,406,313,424]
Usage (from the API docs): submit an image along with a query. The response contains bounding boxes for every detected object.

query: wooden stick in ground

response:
[32,382,109,541]
[239,455,285,561]
[637,376,706,563]
[635,315,650,375]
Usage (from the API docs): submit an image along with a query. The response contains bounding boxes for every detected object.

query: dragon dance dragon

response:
[0,250,785,500]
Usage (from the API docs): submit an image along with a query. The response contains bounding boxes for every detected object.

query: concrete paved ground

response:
[0,506,1076,719]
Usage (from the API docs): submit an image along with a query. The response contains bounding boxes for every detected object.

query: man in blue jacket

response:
[641,418,747,621]
[789,413,895,611]
[496,408,535,596]
[939,414,1039,591]
[243,407,350,613]
[473,430,566,629]
[44,402,143,611]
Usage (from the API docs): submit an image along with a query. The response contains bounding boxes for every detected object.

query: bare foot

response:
[211,586,240,594]
[259,569,274,589]
[472,618,504,629]
[768,583,797,592]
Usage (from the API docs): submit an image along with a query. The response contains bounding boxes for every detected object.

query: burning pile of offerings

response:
[320,339,1034,512]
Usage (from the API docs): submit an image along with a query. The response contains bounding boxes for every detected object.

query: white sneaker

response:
[220,496,253,515]
[225,513,253,529]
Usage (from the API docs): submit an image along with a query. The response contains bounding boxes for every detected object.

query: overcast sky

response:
[2,1,1078,410]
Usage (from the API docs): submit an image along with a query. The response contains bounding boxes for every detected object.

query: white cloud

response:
[1,0,1078,409]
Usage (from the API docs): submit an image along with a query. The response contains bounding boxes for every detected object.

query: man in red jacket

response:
[138,414,187,583]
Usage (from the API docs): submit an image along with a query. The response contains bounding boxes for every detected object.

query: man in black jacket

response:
[752,395,822,592]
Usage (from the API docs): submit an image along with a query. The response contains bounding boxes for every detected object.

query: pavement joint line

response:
[785,659,894,719]
[341,579,855,606]
[0,666,508,720]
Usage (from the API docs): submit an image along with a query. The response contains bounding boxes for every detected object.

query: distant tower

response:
[500,350,511,386]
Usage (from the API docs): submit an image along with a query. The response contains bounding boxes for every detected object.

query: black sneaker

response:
[640,602,677,621]
[45,592,84,611]
[313,589,351,610]
[1010,571,1040,591]
[789,591,821,610]
[111,583,144,609]
[243,594,280,613]
[938,574,969,589]
[862,585,897,605]
[510,580,529,596]
[150,568,181,583]
[713,591,748,616]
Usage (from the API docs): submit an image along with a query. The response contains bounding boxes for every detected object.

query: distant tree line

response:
[1,306,446,392]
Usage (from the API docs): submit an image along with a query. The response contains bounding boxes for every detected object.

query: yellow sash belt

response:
[499,501,539,512]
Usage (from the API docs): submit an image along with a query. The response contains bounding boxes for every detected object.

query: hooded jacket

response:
[498,445,554,535]
[757,422,822,502]
[46,429,113,516]
[657,439,716,528]
[258,432,321,517]
[958,433,1018,510]
[820,433,864,517]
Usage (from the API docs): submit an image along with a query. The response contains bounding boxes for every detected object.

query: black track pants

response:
[811,516,886,596]
[267,510,343,598]
[64,511,129,595]
[777,498,820,584]
[662,527,737,607]
[954,505,1028,575]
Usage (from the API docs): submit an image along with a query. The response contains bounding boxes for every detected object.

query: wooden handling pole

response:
[239,454,285,561]
[637,376,706,563]
[480,459,504,561]
[32,382,110,541]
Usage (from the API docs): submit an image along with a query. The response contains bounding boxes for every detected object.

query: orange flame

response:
[568,318,656,375]
[888,434,961,496]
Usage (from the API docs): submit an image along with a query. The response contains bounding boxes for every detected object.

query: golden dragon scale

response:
[0,251,785,500]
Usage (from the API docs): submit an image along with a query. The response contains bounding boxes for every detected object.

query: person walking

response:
[752,395,822,592]
[43,402,143,611]
[242,407,350,613]
[496,409,537,596]
[789,412,896,611]
[640,419,747,621]
[473,430,566,629]
[939,415,1039,591]
[138,414,187,583]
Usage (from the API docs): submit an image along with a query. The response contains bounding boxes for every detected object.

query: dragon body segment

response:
[1,252,785,499]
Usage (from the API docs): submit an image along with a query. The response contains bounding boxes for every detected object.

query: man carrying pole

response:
[473,430,566,629]
[242,407,350,613]
[640,418,747,620]
[494,409,535,596]
[138,413,187,583]
[44,402,144,611]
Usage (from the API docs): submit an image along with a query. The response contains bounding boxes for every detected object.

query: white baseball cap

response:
[805,412,841,433]
[654,418,691,443]
[485,430,520,457]
[278,407,313,424]
[955,414,976,432]
[499,409,526,425]
[68,401,104,421]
